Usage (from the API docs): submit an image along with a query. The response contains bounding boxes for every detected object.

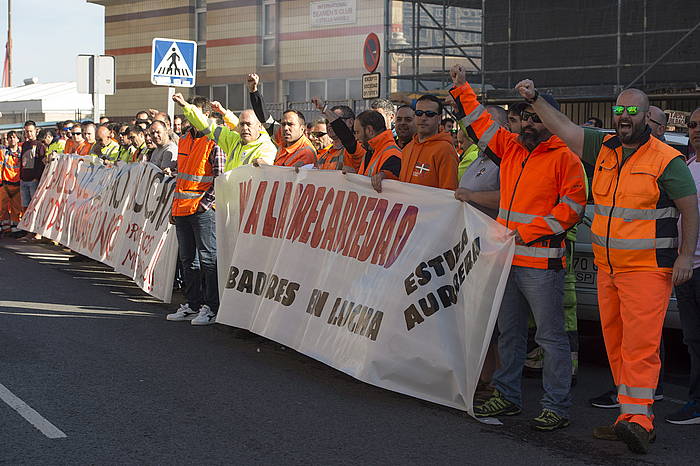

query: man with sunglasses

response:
[515,79,698,454]
[116,124,136,162]
[308,119,334,160]
[73,123,95,156]
[313,98,365,172]
[450,65,587,432]
[374,95,458,192]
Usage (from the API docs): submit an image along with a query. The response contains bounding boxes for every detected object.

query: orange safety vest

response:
[172,132,216,217]
[591,132,681,273]
[1,147,21,184]
[75,141,94,156]
[275,135,317,167]
[317,145,345,170]
[359,129,402,177]
[64,139,77,154]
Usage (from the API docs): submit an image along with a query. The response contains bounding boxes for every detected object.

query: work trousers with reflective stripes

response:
[0,184,22,225]
[597,269,672,431]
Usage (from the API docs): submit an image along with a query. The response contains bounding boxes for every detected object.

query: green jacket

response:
[91,139,121,162]
[457,143,480,179]
[182,103,277,171]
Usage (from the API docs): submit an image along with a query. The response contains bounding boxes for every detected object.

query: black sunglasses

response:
[521,111,542,123]
[311,131,327,137]
[415,110,439,117]
[71,132,82,135]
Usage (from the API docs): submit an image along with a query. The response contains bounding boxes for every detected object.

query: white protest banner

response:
[215,165,514,413]
[19,155,178,302]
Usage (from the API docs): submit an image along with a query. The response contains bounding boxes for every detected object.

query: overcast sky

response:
[0,0,104,85]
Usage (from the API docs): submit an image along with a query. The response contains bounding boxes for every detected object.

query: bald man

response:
[515,79,698,453]
[647,106,668,142]
[174,93,276,171]
[91,124,120,162]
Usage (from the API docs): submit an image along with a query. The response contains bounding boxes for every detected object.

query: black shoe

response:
[614,420,651,454]
[473,390,521,418]
[589,390,620,409]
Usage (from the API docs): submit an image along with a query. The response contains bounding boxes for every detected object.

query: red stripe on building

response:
[207,36,259,47]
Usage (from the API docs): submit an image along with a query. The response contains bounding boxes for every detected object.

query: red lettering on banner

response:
[310,188,335,248]
[238,180,252,224]
[321,190,345,250]
[275,183,300,239]
[347,197,378,259]
[243,181,267,234]
[357,198,388,261]
[384,206,418,268]
[299,186,326,244]
[285,184,316,241]
[371,203,402,266]
[333,191,358,252]
[342,195,367,256]
[261,181,280,237]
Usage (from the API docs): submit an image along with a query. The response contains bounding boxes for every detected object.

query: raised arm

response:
[247,73,279,140]
[515,79,584,157]
[172,92,242,156]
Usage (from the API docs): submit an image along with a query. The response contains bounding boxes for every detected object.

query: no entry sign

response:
[363,33,381,73]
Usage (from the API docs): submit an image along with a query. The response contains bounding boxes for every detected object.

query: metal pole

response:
[384,0,390,97]
[167,87,175,124]
[7,0,11,87]
[481,0,485,100]
[616,0,621,91]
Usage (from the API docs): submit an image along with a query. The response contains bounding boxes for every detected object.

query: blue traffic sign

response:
[151,38,197,87]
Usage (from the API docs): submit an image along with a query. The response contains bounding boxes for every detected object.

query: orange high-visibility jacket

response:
[1,148,21,184]
[317,145,342,170]
[75,141,94,156]
[275,135,317,167]
[399,132,458,190]
[359,130,402,179]
[591,133,682,273]
[172,132,216,217]
[451,82,587,269]
[64,139,77,154]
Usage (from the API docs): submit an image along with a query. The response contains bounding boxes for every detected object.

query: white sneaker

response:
[191,305,216,326]
[166,303,198,321]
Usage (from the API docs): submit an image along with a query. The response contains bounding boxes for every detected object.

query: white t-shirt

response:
[685,159,700,269]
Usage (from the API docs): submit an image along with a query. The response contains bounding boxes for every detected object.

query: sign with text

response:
[19,155,178,302]
[214,166,514,413]
[310,0,356,27]
[362,72,380,100]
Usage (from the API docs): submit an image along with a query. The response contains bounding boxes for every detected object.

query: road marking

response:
[0,383,67,439]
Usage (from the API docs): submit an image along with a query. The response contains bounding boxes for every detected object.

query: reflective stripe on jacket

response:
[1,148,21,184]
[360,130,402,177]
[451,82,587,269]
[172,132,216,217]
[591,132,681,273]
[317,145,345,170]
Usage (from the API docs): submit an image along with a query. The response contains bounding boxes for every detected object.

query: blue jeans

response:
[493,265,572,417]
[174,208,219,313]
[20,179,39,208]
[675,267,700,403]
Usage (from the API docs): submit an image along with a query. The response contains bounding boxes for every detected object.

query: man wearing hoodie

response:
[450,64,587,431]
[174,93,276,171]
[373,95,458,192]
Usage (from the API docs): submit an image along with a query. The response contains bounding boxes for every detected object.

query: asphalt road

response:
[1,238,698,465]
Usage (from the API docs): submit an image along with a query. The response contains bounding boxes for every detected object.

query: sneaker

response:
[593,424,656,443]
[614,420,651,454]
[531,408,570,431]
[191,305,216,326]
[589,390,620,409]
[166,303,198,321]
[473,389,521,418]
[665,400,700,425]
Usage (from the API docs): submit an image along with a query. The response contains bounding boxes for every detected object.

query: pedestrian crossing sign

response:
[151,38,197,87]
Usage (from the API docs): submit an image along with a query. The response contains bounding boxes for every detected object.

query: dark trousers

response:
[174,209,219,313]
[674,267,700,402]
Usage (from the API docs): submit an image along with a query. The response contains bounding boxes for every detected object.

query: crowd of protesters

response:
[1,67,699,454]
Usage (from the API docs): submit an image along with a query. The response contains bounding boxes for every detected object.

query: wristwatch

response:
[525,90,539,104]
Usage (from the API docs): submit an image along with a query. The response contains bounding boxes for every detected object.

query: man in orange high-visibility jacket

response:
[450,66,587,431]
[167,93,227,326]
[372,95,458,192]
[312,99,361,172]
[512,78,698,453]
[352,110,401,181]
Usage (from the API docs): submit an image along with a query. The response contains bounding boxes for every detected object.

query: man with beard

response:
[395,105,416,149]
[174,93,276,170]
[353,110,401,181]
[450,65,587,432]
[514,79,698,454]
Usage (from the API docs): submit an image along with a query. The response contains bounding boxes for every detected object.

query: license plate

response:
[572,255,597,286]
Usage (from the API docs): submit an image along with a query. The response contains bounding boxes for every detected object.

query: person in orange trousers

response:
[512,74,699,454]
[372,94,457,192]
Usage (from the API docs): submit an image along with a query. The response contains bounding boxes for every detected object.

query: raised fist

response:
[211,100,225,115]
[247,73,260,93]
[515,79,537,100]
[450,64,467,88]
[311,96,325,112]
[172,92,187,107]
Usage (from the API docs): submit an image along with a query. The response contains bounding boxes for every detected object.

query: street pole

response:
[92,54,100,122]
[167,87,175,126]
[7,0,12,87]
